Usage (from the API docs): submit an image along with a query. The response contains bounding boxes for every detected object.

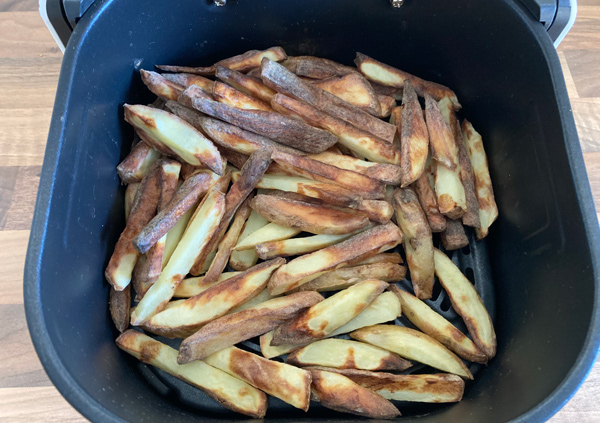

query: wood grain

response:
[0,387,83,422]
[0,109,52,166]
[558,6,600,51]
[0,231,28,304]
[563,50,600,98]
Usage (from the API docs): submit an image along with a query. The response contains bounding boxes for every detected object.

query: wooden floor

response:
[0,0,598,421]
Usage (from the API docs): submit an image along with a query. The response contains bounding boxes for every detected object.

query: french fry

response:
[249,194,369,235]
[307,149,402,185]
[162,206,194,268]
[310,368,464,403]
[140,69,184,101]
[313,73,382,117]
[393,187,435,299]
[294,262,406,292]
[271,93,401,165]
[425,94,458,170]
[389,285,487,363]
[262,58,397,142]
[178,291,323,362]
[204,347,312,411]
[174,272,240,298]
[413,169,447,232]
[287,339,411,371]
[233,222,300,251]
[229,210,269,270]
[355,52,461,110]
[462,120,498,239]
[117,142,161,184]
[351,253,403,266]
[160,72,214,92]
[124,182,139,220]
[109,285,130,332]
[106,164,162,291]
[124,104,223,174]
[371,81,403,100]
[179,88,338,154]
[255,232,358,260]
[157,46,287,75]
[226,287,273,314]
[142,258,284,338]
[115,330,267,418]
[309,369,400,419]
[212,81,273,112]
[268,223,402,295]
[203,199,253,282]
[271,279,388,345]
[377,94,396,118]
[286,56,359,79]
[350,325,473,379]
[133,170,218,253]
[398,81,429,186]
[328,291,401,336]
[441,218,469,251]
[434,249,496,358]
[215,65,276,103]
[130,188,225,325]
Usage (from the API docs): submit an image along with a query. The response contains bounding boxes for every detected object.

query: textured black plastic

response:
[25,0,600,422]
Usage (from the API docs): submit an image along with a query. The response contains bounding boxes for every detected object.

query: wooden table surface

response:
[0,0,599,421]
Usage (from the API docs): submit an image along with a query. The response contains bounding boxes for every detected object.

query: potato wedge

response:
[352,253,403,266]
[413,169,447,233]
[271,279,388,345]
[441,218,469,251]
[109,285,130,332]
[434,249,496,358]
[250,194,369,235]
[115,330,267,418]
[393,187,435,299]
[213,81,273,112]
[133,170,218,253]
[310,368,464,403]
[117,142,162,184]
[295,262,406,292]
[261,58,397,143]
[157,46,287,75]
[160,72,214,92]
[398,81,429,186]
[462,120,498,239]
[226,287,273,314]
[162,206,194,268]
[307,149,402,186]
[142,258,284,338]
[287,339,411,371]
[130,188,225,325]
[425,94,458,170]
[389,285,487,363]
[313,73,382,116]
[271,93,401,165]
[377,94,397,118]
[309,369,400,419]
[371,81,403,100]
[230,210,269,270]
[205,347,311,411]
[180,88,338,154]
[434,159,467,219]
[351,325,472,379]
[355,52,460,110]
[255,232,357,259]
[124,182,139,220]
[140,69,184,101]
[233,222,300,251]
[215,65,276,103]
[178,291,323,362]
[106,164,162,291]
[286,56,358,79]
[174,272,240,298]
[124,104,223,174]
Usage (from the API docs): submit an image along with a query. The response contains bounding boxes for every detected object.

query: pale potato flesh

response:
[229,210,269,270]
[233,222,301,251]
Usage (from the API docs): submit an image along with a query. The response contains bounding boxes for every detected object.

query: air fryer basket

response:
[25,0,600,422]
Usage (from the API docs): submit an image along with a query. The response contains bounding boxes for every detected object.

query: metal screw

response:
[390,0,404,7]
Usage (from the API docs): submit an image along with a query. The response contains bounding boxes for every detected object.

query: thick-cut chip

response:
[230,210,269,270]
[180,88,338,154]
[307,149,402,185]
[109,285,130,332]
[389,285,487,363]
[124,182,139,220]
[205,347,311,411]
[399,82,429,186]
[294,262,406,292]
[255,232,357,260]
[287,339,411,371]
[271,93,401,165]
[261,58,397,143]
[178,291,323,362]
[462,120,498,239]
[133,170,218,253]
[250,194,369,235]
[106,165,162,290]
[434,249,496,358]
[351,325,472,379]
[271,279,388,345]
[140,69,184,101]
[116,331,267,418]
[142,258,284,338]
[174,272,240,298]
[313,73,382,116]
[441,218,469,250]
[309,369,400,419]
[212,81,273,112]
[215,65,276,103]
[117,142,161,184]
[434,160,467,220]
[355,52,461,110]
[268,223,402,295]
[283,56,358,79]
[393,187,435,299]
[157,46,287,75]
[226,287,273,314]
[130,189,225,325]
[413,168,447,232]
[162,206,194,268]
[351,253,403,266]
[233,222,300,251]
[377,94,397,118]
[160,72,214,92]
[425,94,458,170]
[310,368,464,403]
[371,81,403,100]
[124,104,223,174]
